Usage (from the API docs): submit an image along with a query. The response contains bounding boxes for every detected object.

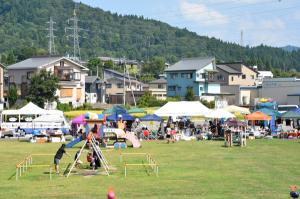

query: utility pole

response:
[65,4,86,61]
[123,57,126,106]
[46,17,56,56]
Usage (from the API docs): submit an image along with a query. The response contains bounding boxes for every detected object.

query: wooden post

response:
[49,167,52,180]
[16,167,18,181]
[124,164,127,177]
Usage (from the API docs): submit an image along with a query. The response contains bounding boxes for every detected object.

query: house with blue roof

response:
[165,57,220,99]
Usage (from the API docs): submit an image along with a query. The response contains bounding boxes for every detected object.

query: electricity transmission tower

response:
[240,30,244,47]
[46,17,56,56]
[65,5,86,61]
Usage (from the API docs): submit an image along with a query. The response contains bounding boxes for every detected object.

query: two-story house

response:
[213,62,259,106]
[99,56,141,76]
[165,57,220,99]
[104,69,143,104]
[85,76,106,104]
[144,76,167,100]
[7,56,89,107]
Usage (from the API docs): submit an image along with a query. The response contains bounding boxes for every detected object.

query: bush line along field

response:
[0,139,299,198]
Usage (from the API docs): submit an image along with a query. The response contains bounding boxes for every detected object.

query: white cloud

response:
[179,0,229,26]
[292,11,300,21]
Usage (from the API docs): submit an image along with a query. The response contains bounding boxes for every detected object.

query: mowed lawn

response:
[0,139,300,198]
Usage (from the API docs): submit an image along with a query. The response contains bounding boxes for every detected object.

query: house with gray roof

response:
[214,63,258,86]
[165,57,220,99]
[85,76,106,104]
[144,77,167,100]
[7,56,89,107]
[213,62,259,106]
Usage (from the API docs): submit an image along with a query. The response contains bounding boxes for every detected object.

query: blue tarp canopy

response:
[257,108,280,117]
[139,114,162,121]
[107,113,135,121]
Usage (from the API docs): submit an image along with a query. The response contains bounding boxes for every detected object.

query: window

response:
[217,75,224,80]
[251,75,255,79]
[60,61,64,67]
[74,72,81,81]
[158,84,163,89]
[177,86,181,91]
[170,73,178,79]
[202,74,206,79]
[199,86,203,91]
[168,86,176,91]
[106,83,112,88]
[9,75,14,83]
[117,83,124,88]
[27,71,34,80]
[231,76,234,81]
[242,74,246,79]
[181,73,193,79]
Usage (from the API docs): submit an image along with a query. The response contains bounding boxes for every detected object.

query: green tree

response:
[26,70,59,108]
[87,58,102,76]
[1,54,7,65]
[8,85,18,107]
[6,50,16,65]
[142,56,166,77]
[185,87,194,101]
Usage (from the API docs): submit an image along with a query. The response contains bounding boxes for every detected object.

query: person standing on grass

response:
[54,144,70,174]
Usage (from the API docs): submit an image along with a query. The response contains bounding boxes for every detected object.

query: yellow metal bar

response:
[124,164,157,166]
[27,165,51,168]
[121,153,147,155]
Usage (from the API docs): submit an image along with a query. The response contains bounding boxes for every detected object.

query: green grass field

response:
[0,139,299,198]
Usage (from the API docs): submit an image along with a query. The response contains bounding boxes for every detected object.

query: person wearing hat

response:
[107,188,116,199]
[54,144,70,174]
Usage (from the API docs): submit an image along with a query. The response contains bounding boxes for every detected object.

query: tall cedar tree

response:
[27,70,59,108]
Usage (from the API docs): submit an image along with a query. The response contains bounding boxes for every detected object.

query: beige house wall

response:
[228,66,257,86]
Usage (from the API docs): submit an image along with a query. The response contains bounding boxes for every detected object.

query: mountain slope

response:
[0,0,300,71]
[282,45,300,52]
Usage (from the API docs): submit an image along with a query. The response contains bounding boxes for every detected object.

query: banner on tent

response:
[215,99,228,109]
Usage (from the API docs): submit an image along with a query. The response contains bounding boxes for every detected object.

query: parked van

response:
[277,105,299,113]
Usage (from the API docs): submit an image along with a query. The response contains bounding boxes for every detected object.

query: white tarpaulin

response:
[154,101,211,117]
[206,109,235,119]
[33,114,65,123]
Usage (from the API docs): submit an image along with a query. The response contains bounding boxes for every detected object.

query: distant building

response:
[7,56,89,107]
[104,69,143,104]
[144,77,167,100]
[214,63,258,86]
[99,56,141,76]
[261,78,300,105]
[165,57,220,100]
[257,71,273,85]
[85,76,106,104]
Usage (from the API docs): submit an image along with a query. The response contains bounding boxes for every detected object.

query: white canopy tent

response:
[154,101,211,117]
[2,102,63,116]
[18,102,46,115]
[206,109,235,119]
[223,105,250,115]
[33,114,65,123]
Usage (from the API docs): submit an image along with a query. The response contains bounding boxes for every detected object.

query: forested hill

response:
[0,0,300,71]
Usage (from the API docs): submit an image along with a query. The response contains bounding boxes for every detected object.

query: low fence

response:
[15,154,53,181]
[119,152,159,177]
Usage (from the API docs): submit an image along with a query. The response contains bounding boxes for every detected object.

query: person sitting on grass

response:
[54,144,70,174]
[87,151,96,170]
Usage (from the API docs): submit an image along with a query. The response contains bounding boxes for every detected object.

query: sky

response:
[75,0,300,47]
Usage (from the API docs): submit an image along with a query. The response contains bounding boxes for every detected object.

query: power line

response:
[46,17,56,56]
